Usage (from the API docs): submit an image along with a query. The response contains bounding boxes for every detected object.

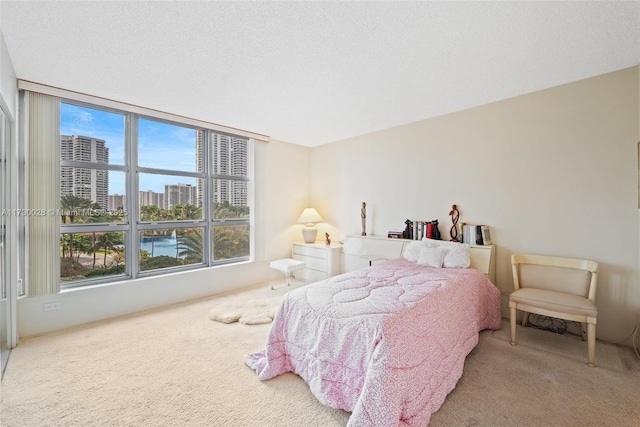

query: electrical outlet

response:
[43,301,62,312]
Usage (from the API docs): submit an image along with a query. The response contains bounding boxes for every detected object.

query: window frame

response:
[54,98,255,289]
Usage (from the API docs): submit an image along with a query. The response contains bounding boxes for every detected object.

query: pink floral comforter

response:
[246,258,501,426]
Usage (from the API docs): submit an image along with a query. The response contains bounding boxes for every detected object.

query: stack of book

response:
[413,220,441,240]
[462,224,492,245]
[388,220,442,240]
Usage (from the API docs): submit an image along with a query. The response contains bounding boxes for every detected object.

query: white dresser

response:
[292,242,342,282]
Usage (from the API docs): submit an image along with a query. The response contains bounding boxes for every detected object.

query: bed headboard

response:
[341,235,496,283]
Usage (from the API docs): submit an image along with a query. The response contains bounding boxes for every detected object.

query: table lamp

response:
[297,208,323,243]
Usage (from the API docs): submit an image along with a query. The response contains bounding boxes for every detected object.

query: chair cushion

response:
[270,258,306,273]
[510,288,597,317]
[518,264,591,296]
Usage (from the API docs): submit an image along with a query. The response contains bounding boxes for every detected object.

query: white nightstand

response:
[292,242,342,282]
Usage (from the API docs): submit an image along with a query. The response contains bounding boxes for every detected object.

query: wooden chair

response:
[509,254,599,367]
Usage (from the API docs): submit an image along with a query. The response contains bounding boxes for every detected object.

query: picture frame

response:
[481,225,492,245]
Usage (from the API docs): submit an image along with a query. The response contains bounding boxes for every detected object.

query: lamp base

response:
[301,227,318,244]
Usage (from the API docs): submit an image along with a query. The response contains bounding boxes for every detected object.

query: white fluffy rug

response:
[208,296,283,325]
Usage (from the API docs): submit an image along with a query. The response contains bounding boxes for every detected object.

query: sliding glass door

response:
[0,104,18,377]
[1,107,9,375]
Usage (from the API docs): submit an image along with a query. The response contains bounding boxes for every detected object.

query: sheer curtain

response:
[26,92,60,296]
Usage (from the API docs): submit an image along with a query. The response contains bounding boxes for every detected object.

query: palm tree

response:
[178,230,203,262]
[213,201,248,220]
[178,204,202,220]
[60,234,71,259]
[88,236,104,269]
[97,232,123,267]
[171,204,184,220]
[171,204,201,221]
[60,194,93,224]
[85,202,108,268]
[73,234,93,264]
[140,229,158,257]
[60,195,93,261]
[140,205,161,222]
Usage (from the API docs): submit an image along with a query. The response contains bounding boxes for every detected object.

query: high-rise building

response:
[164,183,196,210]
[108,193,126,210]
[61,135,109,208]
[139,190,165,209]
[211,134,247,207]
[195,132,248,209]
[196,131,204,208]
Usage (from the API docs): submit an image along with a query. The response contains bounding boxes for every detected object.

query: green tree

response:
[72,234,93,263]
[60,194,93,224]
[140,255,182,271]
[140,205,161,222]
[178,230,203,263]
[84,202,112,268]
[96,232,123,267]
[60,234,71,259]
[173,204,202,220]
[213,225,249,260]
[60,195,94,261]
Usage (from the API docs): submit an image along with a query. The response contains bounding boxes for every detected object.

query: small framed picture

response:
[481,226,492,245]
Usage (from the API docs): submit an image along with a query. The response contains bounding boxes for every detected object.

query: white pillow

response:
[442,244,471,268]
[402,241,424,262]
[420,238,438,247]
[422,238,471,268]
[416,246,446,268]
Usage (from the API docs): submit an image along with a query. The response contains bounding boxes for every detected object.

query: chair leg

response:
[510,307,517,345]
[522,311,529,327]
[271,272,289,290]
[579,322,587,341]
[587,323,596,367]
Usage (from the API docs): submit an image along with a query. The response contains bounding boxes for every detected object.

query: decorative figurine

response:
[361,202,367,236]
[431,219,441,240]
[449,204,460,242]
[325,232,331,245]
[402,219,413,240]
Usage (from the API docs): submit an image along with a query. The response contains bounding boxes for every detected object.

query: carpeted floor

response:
[1,282,639,426]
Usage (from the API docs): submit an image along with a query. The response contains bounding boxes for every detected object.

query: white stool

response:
[270,258,306,290]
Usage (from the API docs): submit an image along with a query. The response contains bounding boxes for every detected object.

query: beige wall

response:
[310,66,640,344]
[262,139,311,260]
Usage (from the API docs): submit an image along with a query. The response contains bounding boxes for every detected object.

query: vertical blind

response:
[27,92,60,296]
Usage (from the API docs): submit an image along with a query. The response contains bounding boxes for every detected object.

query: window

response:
[53,100,254,287]
[60,104,128,284]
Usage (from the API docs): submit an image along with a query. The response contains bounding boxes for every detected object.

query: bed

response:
[246,237,502,426]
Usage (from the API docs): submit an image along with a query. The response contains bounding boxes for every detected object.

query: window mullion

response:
[203,130,211,266]
[138,166,204,178]
[128,113,138,279]
[61,161,127,172]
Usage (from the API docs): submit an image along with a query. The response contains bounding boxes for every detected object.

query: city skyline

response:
[61,103,196,194]
[61,103,248,209]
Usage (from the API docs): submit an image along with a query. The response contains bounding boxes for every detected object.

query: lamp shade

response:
[297,208,323,225]
[297,208,323,243]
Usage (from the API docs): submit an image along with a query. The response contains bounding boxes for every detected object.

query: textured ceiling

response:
[1,1,639,147]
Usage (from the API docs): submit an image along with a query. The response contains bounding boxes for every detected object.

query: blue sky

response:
[61,103,197,194]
